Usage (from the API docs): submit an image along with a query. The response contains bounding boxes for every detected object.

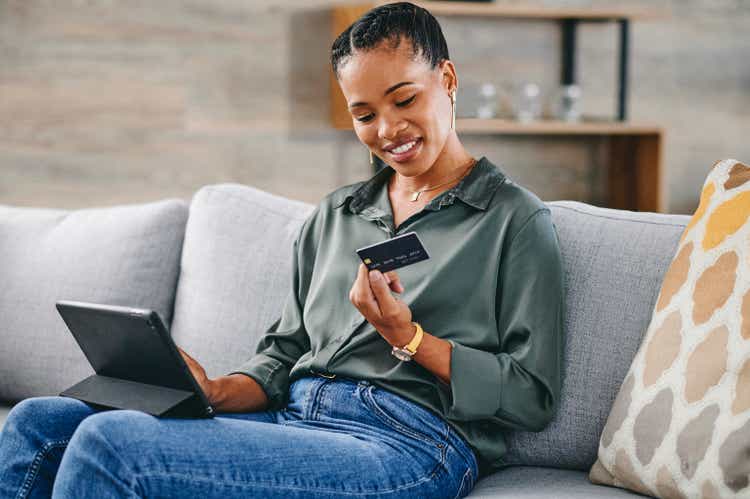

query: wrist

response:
[389,322,417,347]
[205,377,222,406]
[202,374,270,413]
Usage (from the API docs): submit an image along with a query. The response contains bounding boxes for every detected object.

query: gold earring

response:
[451,90,457,130]
[369,150,374,165]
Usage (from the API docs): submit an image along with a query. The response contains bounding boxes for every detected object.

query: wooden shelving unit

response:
[329,3,669,212]
[370,1,666,20]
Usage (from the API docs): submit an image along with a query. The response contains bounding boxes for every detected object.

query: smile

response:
[391,140,418,154]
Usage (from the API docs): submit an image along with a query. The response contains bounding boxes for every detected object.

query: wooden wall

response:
[0,0,747,213]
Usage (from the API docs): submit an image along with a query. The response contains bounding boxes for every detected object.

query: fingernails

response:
[370,270,381,281]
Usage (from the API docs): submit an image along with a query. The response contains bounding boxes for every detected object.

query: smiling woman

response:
[331,2,476,207]
[321,0,563,486]
[0,3,564,499]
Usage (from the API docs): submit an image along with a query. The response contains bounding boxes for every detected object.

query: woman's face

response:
[336,38,455,174]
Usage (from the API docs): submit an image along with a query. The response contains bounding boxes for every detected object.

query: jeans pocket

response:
[361,386,444,448]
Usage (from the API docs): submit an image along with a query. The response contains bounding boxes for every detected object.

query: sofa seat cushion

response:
[0,200,188,401]
[468,466,648,498]
[169,184,315,379]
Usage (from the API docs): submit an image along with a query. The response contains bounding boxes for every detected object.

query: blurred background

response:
[0,0,747,214]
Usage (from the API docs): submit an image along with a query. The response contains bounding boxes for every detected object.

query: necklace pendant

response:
[410,191,421,202]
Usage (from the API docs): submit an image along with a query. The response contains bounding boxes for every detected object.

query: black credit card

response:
[356,231,429,273]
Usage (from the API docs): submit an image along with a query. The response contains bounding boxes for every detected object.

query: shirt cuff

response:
[440,339,503,421]
[226,353,290,411]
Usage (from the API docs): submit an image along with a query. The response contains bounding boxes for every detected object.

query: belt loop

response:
[354,379,370,397]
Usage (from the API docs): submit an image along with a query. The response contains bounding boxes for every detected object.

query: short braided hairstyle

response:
[331,2,450,80]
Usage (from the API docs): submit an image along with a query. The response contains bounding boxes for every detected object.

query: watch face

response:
[391,347,413,362]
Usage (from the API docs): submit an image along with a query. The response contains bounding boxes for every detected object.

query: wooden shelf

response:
[455,118,663,136]
[371,1,668,21]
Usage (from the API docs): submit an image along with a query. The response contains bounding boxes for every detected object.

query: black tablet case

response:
[56,301,214,418]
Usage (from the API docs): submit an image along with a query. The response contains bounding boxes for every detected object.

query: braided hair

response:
[331,2,450,80]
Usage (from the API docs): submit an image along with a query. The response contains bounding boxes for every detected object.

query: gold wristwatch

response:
[391,322,424,362]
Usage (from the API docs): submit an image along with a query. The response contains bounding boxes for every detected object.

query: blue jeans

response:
[0,375,478,498]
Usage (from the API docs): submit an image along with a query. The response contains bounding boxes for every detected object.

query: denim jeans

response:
[0,375,479,498]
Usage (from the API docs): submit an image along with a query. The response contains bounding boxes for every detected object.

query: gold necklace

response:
[397,157,477,202]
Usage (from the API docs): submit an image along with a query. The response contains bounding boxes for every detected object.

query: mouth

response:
[384,138,423,163]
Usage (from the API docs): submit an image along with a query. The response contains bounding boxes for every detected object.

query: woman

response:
[0,2,564,498]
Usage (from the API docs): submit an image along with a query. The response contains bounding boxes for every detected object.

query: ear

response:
[439,59,458,94]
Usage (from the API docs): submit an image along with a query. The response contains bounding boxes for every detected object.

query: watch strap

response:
[403,322,424,354]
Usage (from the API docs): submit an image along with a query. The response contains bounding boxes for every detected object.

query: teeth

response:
[392,140,417,154]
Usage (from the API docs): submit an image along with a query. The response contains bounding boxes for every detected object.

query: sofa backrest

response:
[499,201,691,470]
[0,200,188,401]
[169,184,315,380]
[0,184,693,470]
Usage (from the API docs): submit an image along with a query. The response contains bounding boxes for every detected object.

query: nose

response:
[378,112,408,144]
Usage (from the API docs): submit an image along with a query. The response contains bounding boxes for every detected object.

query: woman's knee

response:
[5,396,93,434]
[66,409,156,459]
[55,411,152,497]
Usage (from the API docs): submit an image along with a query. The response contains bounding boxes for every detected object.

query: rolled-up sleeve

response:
[226,210,318,410]
[439,209,564,430]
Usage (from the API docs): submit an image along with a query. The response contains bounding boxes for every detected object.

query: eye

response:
[397,95,416,107]
[354,95,415,124]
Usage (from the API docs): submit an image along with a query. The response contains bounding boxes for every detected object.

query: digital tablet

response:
[56,300,214,418]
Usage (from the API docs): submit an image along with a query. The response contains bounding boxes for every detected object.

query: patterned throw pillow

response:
[588,159,750,498]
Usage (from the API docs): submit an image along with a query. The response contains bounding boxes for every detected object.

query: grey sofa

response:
[0,182,691,498]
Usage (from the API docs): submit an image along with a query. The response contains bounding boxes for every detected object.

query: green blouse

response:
[228,156,565,478]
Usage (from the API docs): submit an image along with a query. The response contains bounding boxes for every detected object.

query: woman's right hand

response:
[177,347,217,404]
[382,269,404,293]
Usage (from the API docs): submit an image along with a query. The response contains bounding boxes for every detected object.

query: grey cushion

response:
[498,201,691,471]
[0,200,188,401]
[467,466,648,498]
[169,184,315,380]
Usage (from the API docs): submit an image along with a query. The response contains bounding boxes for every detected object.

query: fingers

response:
[368,268,398,317]
[383,270,404,294]
[352,263,378,315]
[178,346,193,362]
[178,348,202,373]
[351,264,406,319]
[178,347,208,385]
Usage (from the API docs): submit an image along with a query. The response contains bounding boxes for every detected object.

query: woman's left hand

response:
[349,263,415,347]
